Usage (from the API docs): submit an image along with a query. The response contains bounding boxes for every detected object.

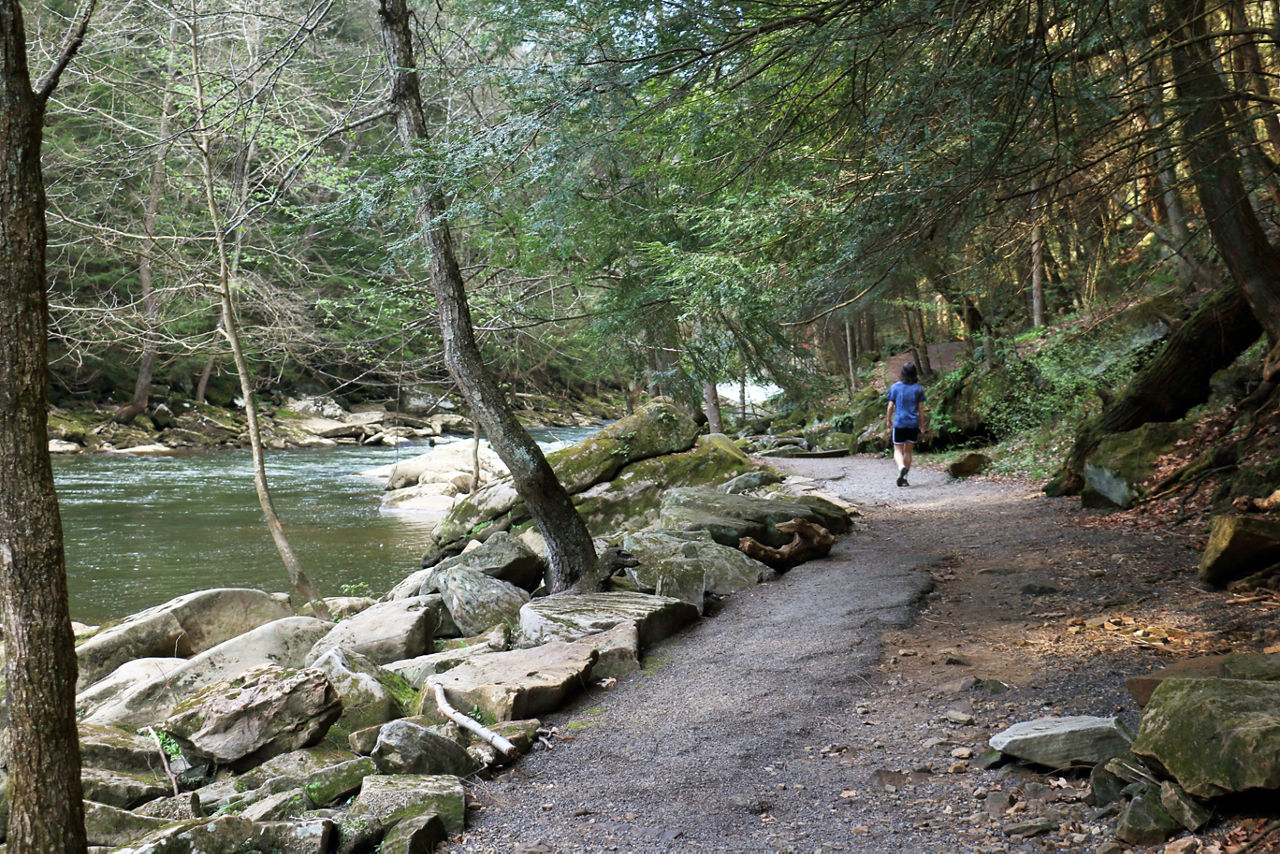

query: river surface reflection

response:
[53,427,594,623]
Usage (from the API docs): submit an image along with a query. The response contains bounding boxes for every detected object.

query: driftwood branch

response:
[143,726,180,796]
[424,678,519,759]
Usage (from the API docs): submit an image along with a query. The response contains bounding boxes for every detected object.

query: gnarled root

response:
[738,518,834,571]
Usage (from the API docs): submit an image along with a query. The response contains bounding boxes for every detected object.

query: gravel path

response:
[442,455,1204,853]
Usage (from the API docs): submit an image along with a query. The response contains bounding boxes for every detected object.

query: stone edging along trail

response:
[444,454,1219,854]
[444,456,950,853]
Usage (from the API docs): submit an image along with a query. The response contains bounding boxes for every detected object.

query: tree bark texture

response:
[702,380,724,433]
[1046,284,1262,495]
[0,0,89,849]
[373,0,597,592]
[1167,0,1280,343]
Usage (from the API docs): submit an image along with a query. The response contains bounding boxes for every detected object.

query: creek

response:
[53,427,595,624]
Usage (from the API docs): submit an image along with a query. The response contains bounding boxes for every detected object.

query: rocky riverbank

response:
[21,401,856,851]
[18,400,1280,852]
[45,393,610,456]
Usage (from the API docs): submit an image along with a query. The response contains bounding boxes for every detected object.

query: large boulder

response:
[306,597,438,666]
[432,400,698,548]
[75,588,293,691]
[657,488,850,548]
[83,800,170,848]
[338,775,466,850]
[429,531,544,591]
[431,566,529,637]
[81,767,168,810]
[163,664,341,767]
[310,647,417,737]
[1132,677,1280,798]
[622,529,766,596]
[421,636,601,722]
[988,716,1132,768]
[371,719,479,776]
[620,555,706,611]
[1198,514,1280,586]
[1125,653,1280,707]
[78,658,184,726]
[385,627,510,688]
[366,440,507,491]
[78,723,170,777]
[234,743,360,791]
[84,616,333,729]
[519,591,698,647]
[1081,421,1193,509]
[571,434,756,536]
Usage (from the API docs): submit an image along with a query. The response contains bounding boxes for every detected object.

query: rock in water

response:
[163,664,341,767]
[988,716,1132,768]
[1132,677,1280,798]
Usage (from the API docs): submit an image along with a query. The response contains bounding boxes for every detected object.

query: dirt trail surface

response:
[444,456,1270,854]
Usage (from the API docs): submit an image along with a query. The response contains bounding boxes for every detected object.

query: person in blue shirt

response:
[886,362,926,487]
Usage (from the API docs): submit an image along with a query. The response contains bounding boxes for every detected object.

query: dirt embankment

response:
[443,456,1278,854]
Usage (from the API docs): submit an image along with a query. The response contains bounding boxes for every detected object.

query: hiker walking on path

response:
[887,362,926,487]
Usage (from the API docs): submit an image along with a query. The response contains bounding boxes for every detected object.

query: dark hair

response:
[900,362,919,383]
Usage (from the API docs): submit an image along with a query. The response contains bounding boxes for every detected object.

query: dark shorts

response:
[892,426,920,445]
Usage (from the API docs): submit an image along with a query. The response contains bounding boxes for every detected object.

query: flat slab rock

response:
[519,591,698,647]
[989,715,1133,768]
[428,623,639,722]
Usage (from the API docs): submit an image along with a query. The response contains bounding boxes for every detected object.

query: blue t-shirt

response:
[888,381,925,429]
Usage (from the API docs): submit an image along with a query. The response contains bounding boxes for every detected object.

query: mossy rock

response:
[573,434,755,537]
[433,399,699,549]
[1081,420,1194,508]
[1199,514,1280,586]
[1132,677,1280,798]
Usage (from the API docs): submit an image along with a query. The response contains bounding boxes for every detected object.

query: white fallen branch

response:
[425,678,519,759]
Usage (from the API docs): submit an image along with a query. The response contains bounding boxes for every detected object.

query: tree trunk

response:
[0,2,89,849]
[1046,285,1263,495]
[374,0,597,592]
[194,352,216,405]
[1168,0,1280,345]
[702,380,724,433]
[115,26,177,426]
[1030,183,1046,327]
[844,319,856,392]
[187,10,329,621]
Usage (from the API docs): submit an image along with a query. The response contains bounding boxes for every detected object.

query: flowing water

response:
[52,427,595,624]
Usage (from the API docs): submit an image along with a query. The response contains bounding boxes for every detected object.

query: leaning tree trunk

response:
[0,1,89,849]
[1167,0,1280,353]
[373,0,597,592]
[187,11,329,620]
[1045,285,1262,496]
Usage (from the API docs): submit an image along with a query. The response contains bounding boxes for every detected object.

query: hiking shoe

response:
[896,469,907,488]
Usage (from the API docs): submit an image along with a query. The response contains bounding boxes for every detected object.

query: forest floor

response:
[441,455,1280,854]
